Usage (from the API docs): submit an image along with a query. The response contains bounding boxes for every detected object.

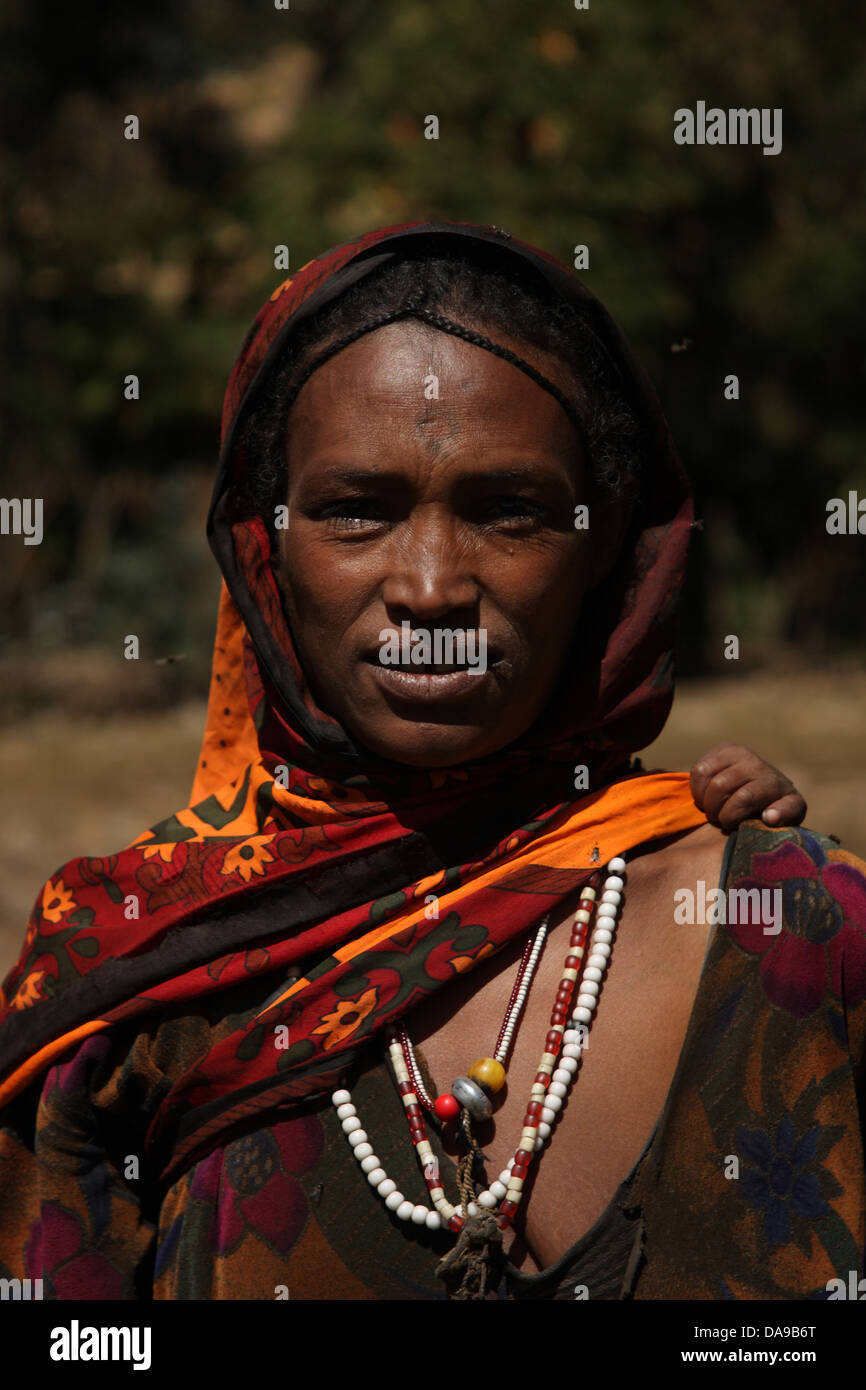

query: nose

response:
[379,509,480,621]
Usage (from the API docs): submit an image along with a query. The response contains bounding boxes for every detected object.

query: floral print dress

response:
[1,821,864,1300]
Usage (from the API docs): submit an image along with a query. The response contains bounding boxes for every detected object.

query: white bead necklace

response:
[331,857,627,1233]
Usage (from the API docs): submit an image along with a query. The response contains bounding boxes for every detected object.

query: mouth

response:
[362,650,504,704]
[366,661,489,673]
[361,641,502,670]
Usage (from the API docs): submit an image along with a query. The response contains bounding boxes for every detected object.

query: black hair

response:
[239,251,642,527]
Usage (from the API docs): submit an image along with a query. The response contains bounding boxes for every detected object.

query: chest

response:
[408,839,721,1272]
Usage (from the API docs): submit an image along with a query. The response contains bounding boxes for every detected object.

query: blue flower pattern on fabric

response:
[737,1114,830,1245]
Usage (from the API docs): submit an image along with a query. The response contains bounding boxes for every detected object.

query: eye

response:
[478,495,545,525]
[319,498,388,529]
[314,493,547,532]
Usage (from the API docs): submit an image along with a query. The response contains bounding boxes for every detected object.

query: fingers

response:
[689,743,749,809]
[690,744,806,830]
[761,793,807,827]
[701,773,771,829]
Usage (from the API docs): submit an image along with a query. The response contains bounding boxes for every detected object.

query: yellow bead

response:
[469,1057,507,1094]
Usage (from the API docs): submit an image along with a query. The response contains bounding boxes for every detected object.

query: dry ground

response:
[1,667,864,979]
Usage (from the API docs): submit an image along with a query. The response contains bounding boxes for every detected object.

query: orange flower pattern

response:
[311,988,378,1051]
[9,969,47,1011]
[140,842,178,864]
[40,878,76,923]
[221,838,276,882]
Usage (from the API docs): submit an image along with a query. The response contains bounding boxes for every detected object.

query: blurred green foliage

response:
[1,0,864,704]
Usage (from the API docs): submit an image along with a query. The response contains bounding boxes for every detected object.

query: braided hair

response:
[240,251,643,530]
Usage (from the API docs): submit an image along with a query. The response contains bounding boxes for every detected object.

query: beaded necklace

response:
[332,856,627,1258]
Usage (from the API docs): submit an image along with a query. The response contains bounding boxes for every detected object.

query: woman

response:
[0,220,861,1302]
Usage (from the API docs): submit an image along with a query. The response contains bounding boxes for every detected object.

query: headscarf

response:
[0,220,703,1187]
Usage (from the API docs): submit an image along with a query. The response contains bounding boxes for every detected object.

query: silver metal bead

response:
[451,1075,493,1122]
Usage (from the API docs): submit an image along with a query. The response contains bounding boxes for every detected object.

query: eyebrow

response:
[307,464,567,487]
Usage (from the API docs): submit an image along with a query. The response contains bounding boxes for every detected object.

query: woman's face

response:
[274,318,611,768]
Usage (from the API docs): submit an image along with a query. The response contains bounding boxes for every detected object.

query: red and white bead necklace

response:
[332,856,627,1234]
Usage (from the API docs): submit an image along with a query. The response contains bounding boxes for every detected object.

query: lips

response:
[360,629,501,703]
[368,663,494,704]
[369,662,481,673]
[361,643,501,670]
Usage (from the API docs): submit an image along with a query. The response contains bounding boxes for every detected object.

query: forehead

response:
[285,319,580,458]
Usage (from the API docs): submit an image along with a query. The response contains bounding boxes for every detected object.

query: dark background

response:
[1,0,864,958]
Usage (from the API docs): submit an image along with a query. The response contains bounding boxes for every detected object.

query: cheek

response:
[490,539,591,627]
[278,542,370,643]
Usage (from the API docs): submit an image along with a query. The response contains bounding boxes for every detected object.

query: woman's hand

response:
[690,743,806,831]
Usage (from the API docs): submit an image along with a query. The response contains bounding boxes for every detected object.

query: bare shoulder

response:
[624,818,729,899]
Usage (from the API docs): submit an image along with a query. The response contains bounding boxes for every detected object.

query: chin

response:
[358,724,503,770]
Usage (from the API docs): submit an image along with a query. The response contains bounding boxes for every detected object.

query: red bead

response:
[565,955,581,969]
[544,1030,561,1051]
[514,1148,533,1166]
[434,1093,460,1121]
[448,1214,463,1232]
[534,1071,550,1087]
[398,1080,414,1095]
[500,1199,518,1217]
[526,1100,543,1117]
